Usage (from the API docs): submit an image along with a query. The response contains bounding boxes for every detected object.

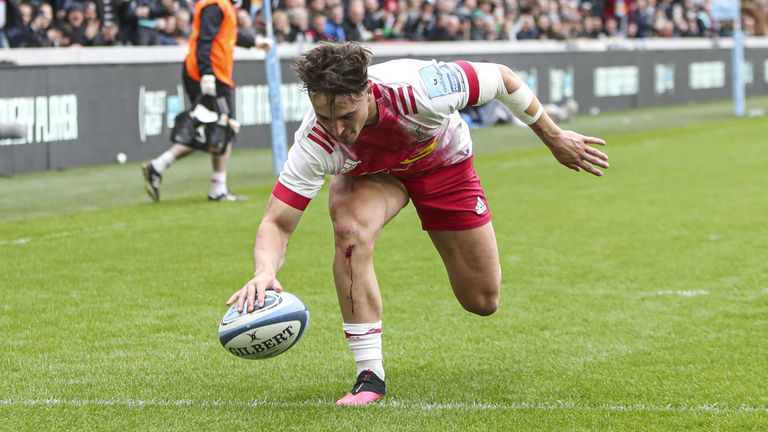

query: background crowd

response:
[1,0,767,48]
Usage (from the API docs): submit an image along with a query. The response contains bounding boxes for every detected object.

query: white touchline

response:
[0,399,765,414]
[0,223,128,246]
[656,290,708,296]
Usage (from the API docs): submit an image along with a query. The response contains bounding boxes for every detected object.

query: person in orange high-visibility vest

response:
[142,0,272,202]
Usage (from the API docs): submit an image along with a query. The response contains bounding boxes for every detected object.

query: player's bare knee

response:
[457,283,499,316]
[332,219,377,250]
[463,295,498,316]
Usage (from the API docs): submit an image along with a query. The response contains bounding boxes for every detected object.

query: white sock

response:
[151,151,176,174]
[343,321,385,381]
[210,171,227,196]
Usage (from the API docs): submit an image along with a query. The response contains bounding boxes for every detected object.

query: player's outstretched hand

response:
[227,272,283,313]
[254,35,274,51]
[546,130,609,176]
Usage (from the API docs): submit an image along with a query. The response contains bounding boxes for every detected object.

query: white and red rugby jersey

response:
[274,58,484,211]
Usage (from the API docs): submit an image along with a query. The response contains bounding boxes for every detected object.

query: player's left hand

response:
[546,130,608,176]
[254,35,274,51]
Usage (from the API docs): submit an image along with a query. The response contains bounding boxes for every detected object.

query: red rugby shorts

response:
[399,156,492,231]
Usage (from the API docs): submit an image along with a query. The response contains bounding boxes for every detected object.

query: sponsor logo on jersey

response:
[419,64,463,98]
[342,158,361,174]
[408,124,429,141]
[475,196,487,215]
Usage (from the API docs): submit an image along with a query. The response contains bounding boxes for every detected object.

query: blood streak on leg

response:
[345,245,355,314]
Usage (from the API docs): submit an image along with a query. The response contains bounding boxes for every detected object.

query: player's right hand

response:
[226,272,283,313]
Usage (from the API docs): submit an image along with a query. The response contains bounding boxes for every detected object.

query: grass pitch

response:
[1,98,767,430]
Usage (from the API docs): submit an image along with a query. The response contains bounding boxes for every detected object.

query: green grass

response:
[1,97,767,430]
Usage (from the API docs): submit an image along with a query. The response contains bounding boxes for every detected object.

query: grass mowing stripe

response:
[2,399,767,414]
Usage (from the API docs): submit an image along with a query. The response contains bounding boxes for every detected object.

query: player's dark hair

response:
[292,42,372,105]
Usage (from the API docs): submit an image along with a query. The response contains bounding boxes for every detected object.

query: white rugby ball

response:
[218,291,309,360]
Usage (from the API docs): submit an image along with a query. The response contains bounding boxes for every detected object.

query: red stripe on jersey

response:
[308,133,334,154]
[316,121,333,137]
[311,126,333,144]
[454,60,479,107]
[387,88,401,115]
[344,328,383,339]
[372,83,382,99]
[407,86,418,113]
[272,181,311,211]
[397,87,410,115]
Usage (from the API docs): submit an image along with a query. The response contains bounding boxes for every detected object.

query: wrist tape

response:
[497,83,544,125]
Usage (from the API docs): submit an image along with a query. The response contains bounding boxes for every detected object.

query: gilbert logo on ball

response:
[218,291,309,360]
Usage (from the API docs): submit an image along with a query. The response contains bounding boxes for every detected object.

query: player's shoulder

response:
[292,110,338,161]
[370,58,471,117]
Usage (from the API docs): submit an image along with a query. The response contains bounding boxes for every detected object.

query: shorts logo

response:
[475,196,487,215]
[342,159,361,174]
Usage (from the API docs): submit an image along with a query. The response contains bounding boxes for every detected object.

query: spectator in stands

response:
[534,13,552,39]
[174,7,191,38]
[287,7,312,42]
[2,0,25,47]
[548,18,567,39]
[93,19,120,44]
[516,13,539,39]
[325,3,345,39]
[308,12,332,41]
[630,0,656,37]
[18,0,30,27]
[236,6,252,34]
[695,2,716,36]
[403,0,435,40]
[47,22,74,46]
[344,0,372,41]
[272,8,292,42]
[63,2,90,45]
[455,0,475,21]
[362,0,385,35]
[0,0,7,48]
[469,10,488,40]
[81,1,102,44]
[126,0,171,45]
[431,12,462,40]
[4,0,768,49]
[307,0,325,16]
[29,5,54,45]
[601,16,619,37]
[375,0,407,39]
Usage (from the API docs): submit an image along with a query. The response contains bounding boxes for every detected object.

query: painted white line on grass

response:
[0,223,126,246]
[1,398,765,414]
[656,290,708,297]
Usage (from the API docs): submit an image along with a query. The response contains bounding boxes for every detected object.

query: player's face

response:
[310,87,376,146]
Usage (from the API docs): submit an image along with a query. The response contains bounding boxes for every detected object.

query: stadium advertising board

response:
[0,40,766,175]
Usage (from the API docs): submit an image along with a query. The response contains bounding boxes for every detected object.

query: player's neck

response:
[364,96,379,127]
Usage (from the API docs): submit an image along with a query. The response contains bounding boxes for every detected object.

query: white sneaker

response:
[208,191,248,201]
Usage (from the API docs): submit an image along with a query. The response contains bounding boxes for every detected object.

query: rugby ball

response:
[218,291,309,360]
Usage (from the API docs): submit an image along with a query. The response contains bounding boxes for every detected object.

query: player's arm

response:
[227,195,303,313]
[226,123,329,313]
[196,5,223,100]
[236,31,274,51]
[496,65,609,176]
[459,61,609,176]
